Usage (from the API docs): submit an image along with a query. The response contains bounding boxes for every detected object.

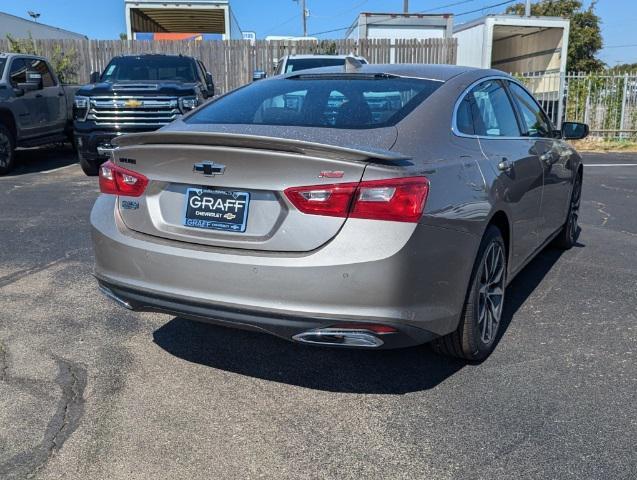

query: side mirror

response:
[561,122,589,140]
[252,70,267,82]
[205,72,214,96]
[90,71,101,83]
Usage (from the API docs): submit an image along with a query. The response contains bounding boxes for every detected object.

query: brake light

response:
[99,161,148,197]
[284,176,428,223]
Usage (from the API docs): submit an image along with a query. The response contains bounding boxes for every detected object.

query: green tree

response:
[5,33,79,83]
[506,0,604,72]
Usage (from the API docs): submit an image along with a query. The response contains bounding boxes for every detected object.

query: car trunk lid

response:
[111,128,404,252]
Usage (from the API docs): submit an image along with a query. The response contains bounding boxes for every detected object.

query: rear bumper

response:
[91,195,479,349]
[96,278,434,349]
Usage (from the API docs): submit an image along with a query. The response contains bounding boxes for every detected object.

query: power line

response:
[603,43,637,49]
[455,0,516,17]
[308,0,516,37]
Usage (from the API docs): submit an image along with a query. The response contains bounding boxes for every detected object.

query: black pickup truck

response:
[73,54,214,175]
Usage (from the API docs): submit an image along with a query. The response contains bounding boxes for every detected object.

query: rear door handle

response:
[498,158,513,172]
[35,93,43,98]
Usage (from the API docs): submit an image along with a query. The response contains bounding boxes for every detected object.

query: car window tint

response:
[187,76,442,129]
[468,80,520,137]
[456,96,475,135]
[508,82,552,138]
[9,58,26,86]
[255,89,308,124]
[28,59,56,87]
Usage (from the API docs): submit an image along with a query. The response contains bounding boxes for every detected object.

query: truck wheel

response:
[0,124,16,176]
[431,226,507,361]
[78,150,99,176]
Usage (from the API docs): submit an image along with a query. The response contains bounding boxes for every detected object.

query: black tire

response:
[553,172,582,250]
[431,225,507,361]
[0,124,16,176]
[78,149,99,176]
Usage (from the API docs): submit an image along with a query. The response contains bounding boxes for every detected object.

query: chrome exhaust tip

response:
[98,285,134,310]
[292,328,384,348]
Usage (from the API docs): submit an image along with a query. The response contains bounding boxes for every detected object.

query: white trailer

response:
[346,13,454,41]
[454,14,570,126]
[125,0,242,40]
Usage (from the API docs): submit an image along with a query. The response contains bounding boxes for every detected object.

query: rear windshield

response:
[284,57,366,73]
[101,56,197,83]
[186,76,442,129]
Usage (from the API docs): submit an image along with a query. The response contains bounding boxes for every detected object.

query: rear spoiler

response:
[113,131,410,163]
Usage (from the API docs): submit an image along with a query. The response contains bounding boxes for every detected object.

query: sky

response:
[0,0,635,65]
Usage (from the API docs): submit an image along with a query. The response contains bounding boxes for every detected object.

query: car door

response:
[460,79,544,272]
[507,81,573,241]
[8,58,38,138]
[27,58,67,134]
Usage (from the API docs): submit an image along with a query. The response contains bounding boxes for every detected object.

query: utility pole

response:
[294,0,308,37]
[302,0,308,37]
[525,0,531,16]
[403,0,409,13]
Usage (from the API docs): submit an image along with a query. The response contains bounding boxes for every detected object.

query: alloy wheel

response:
[477,242,505,345]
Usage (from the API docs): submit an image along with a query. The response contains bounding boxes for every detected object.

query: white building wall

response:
[454,24,486,68]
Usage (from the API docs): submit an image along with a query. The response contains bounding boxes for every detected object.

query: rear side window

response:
[508,82,552,138]
[27,59,56,87]
[186,76,442,129]
[461,80,521,137]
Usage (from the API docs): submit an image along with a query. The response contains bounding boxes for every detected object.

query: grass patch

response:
[571,138,637,152]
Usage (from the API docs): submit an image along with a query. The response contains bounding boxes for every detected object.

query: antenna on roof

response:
[344,56,363,73]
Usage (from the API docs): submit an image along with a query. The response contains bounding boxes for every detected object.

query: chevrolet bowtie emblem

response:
[125,99,143,108]
[193,162,226,176]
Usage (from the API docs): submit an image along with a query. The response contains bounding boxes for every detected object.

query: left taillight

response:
[99,161,148,197]
[284,176,429,223]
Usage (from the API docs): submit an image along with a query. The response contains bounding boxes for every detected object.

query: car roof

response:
[283,54,366,60]
[281,63,491,82]
[0,52,47,60]
[114,54,195,60]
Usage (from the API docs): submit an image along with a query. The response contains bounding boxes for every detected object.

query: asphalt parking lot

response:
[0,147,635,480]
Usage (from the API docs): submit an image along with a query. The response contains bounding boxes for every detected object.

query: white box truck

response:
[454,14,570,126]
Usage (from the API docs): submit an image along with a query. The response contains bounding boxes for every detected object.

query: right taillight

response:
[284,176,429,223]
[99,161,148,197]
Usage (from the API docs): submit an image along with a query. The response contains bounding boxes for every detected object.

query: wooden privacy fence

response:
[0,38,457,94]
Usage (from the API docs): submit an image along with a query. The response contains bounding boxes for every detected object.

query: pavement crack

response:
[0,358,87,480]
[0,341,7,382]
[591,200,610,226]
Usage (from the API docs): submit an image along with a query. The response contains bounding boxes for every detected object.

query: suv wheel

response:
[431,226,507,361]
[78,149,99,176]
[0,124,16,176]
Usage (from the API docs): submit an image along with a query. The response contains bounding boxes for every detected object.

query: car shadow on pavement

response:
[153,244,574,394]
[6,145,77,176]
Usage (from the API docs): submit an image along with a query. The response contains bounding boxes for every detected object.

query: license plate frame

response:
[183,187,250,233]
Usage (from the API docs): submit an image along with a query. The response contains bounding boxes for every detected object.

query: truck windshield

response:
[186,75,442,129]
[100,56,197,82]
[283,58,367,73]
